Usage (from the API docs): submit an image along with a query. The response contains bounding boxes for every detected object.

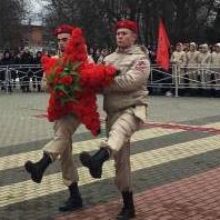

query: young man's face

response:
[190,44,196,52]
[215,46,220,53]
[199,45,208,53]
[57,33,71,53]
[176,45,182,52]
[116,28,137,49]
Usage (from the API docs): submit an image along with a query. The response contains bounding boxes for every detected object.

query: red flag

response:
[156,19,170,70]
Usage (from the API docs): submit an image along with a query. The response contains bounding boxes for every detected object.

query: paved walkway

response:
[56,167,220,220]
[0,93,220,220]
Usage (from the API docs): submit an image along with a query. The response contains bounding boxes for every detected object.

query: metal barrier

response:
[0,64,42,93]
[0,64,220,96]
[149,64,220,97]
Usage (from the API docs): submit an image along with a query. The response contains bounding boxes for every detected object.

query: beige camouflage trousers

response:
[43,114,80,186]
[102,108,142,191]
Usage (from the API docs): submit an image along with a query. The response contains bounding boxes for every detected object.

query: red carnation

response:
[41,26,117,136]
[56,90,66,97]
[59,75,73,85]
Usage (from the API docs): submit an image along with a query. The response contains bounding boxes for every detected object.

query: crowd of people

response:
[0,41,220,95]
[0,48,43,92]
[169,42,220,83]
[153,42,220,77]
[148,42,220,96]
[149,41,220,66]
[0,47,113,93]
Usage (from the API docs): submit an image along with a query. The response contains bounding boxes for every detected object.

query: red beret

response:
[54,24,75,36]
[115,19,138,34]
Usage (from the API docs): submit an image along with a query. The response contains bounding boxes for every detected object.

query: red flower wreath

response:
[41,27,117,136]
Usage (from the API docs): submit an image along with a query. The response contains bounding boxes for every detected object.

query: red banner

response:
[156,19,170,70]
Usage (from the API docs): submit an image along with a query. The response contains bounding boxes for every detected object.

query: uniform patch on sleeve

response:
[134,59,148,71]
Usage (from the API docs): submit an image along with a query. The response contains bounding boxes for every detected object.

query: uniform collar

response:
[116,45,138,54]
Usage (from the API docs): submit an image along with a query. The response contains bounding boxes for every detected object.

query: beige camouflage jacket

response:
[103,44,150,122]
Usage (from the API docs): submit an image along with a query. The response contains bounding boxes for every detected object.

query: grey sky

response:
[27,0,47,25]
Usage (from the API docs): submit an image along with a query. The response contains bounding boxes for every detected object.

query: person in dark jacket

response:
[1,50,15,92]
[32,51,43,92]
[19,49,33,92]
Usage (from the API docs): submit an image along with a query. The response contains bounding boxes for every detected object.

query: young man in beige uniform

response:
[186,42,200,87]
[211,43,220,85]
[170,42,186,84]
[198,43,211,88]
[80,19,150,219]
[24,24,83,212]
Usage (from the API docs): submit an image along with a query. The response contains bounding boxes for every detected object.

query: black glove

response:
[115,69,121,76]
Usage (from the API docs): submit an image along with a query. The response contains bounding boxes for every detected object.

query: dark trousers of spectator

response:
[32,69,43,92]
[19,69,31,92]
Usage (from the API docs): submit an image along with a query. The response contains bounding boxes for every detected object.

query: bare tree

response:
[0,0,26,49]
[42,0,220,48]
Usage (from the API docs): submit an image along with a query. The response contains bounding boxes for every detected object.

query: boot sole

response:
[24,161,42,183]
[116,213,135,219]
[79,152,102,179]
[59,204,83,212]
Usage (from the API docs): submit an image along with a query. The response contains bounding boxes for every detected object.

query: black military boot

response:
[24,152,52,183]
[37,84,41,92]
[8,85,12,93]
[59,182,83,212]
[79,148,110,179]
[26,86,31,92]
[20,85,25,92]
[116,191,135,220]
